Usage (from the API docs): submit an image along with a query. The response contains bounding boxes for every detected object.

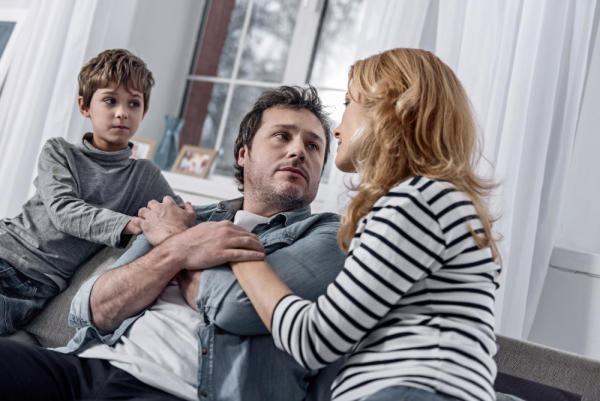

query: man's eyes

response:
[274,132,320,151]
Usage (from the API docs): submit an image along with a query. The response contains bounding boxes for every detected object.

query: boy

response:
[0,49,187,335]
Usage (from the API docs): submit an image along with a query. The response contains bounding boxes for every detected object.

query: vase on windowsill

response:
[153,115,184,170]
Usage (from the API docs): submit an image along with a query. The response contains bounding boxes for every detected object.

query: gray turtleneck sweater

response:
[0,134,181,291]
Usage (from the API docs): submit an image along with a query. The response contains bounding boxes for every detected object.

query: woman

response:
[231,48,500,401]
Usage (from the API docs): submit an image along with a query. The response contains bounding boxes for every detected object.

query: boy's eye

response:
[129,101,141,108]
[104,98,116,105]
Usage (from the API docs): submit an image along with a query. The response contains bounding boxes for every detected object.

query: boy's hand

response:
[138,196,196,245]
[123,217,142,235]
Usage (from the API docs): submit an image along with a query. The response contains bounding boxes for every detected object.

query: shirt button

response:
[202,348,207,355]
[201,391,208,397]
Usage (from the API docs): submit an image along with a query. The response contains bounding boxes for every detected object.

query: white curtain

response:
[342,0,598,339]
[0,0,138,218]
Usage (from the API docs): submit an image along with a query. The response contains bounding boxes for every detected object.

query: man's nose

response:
[288,138,306,161]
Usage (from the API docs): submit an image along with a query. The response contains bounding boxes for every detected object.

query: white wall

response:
[0,0,31,8]
[556,24,600,255]
[528,20,600,358]
[126,0,205,143]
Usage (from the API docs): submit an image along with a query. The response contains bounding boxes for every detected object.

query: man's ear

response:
[237,145,248,167]
[78,97,90,117]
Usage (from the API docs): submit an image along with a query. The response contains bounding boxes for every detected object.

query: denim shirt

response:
[56,198,346,401]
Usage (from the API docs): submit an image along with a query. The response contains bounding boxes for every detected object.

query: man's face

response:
[238,106,327,213]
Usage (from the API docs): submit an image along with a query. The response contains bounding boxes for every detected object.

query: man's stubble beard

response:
[245,169,315,213]
[262,185,310,212]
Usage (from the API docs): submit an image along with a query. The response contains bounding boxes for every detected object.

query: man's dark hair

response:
[233,85,331,191]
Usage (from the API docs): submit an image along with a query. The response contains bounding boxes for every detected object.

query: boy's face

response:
[78,82,145,152]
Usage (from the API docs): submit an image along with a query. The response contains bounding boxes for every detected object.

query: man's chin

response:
[269,187,315,210]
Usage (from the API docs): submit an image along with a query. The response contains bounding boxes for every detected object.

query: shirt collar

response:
[217,198,312,226]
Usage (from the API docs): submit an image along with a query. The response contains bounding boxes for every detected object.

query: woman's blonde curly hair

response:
[338,48,500,263]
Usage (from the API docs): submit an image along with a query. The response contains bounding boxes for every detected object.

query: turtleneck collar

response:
[79,133,133,166]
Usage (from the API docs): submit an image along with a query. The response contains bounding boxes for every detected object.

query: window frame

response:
[178,0,351,212]
[0,8,26,93]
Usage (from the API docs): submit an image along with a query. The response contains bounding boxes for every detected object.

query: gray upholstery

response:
[9,245,128,348]
[495,334,600,401]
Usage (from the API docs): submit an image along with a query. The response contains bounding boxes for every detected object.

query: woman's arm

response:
[212,221,344,335]
[230,260,292,331]
[231,190,445,370]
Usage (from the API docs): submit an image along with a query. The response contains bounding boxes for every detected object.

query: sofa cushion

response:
[21,246,128,348]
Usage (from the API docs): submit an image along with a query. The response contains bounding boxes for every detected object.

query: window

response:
[178,0,366,184]
[0,8,25,94]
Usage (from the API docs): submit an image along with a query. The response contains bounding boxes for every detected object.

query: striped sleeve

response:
[271,189,446,370]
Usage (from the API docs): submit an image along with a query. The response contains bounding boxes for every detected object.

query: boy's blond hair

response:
[78,49,154,113]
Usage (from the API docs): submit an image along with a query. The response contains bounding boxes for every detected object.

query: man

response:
[0,86,346,401]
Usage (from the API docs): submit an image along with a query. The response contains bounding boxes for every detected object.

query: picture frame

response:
[171,145,217,179]
[130,136,157,160]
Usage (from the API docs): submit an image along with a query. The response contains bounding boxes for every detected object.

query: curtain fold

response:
[0,0,138,218]
[0,0,77,218]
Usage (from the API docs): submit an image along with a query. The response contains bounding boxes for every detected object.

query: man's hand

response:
[177,270,202,310]
[168,220,265,271]
[138,196,196,245]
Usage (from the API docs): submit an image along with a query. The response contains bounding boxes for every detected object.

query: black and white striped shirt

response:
[272,176,499,401]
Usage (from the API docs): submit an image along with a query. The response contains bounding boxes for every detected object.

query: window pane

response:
[0,21,16,60]
[213,85,265,176]
[309,0,366,89]
[198,83,229,149]
[179,81,229,152]
[238,0,301,82]
[210,0,302,82]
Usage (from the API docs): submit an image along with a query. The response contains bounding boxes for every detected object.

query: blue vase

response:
[154,115,184,170]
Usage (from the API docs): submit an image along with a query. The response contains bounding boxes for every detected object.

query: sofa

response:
[8,246,600,401]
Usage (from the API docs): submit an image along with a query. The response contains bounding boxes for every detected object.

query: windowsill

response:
[163,170,342,214]
[550,246,600,277]
[163,171,240,203]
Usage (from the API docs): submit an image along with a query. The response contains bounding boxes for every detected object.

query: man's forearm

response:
[90,220,265,332]
[90,240,183,332]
